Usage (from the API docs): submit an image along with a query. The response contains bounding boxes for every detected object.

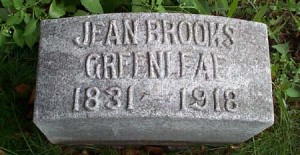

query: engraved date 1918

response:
[180,88,238,112]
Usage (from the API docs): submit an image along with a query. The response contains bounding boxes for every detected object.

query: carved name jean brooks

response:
[34,13,274,144]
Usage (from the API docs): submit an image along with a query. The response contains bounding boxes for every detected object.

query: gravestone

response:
[34,13,274,144]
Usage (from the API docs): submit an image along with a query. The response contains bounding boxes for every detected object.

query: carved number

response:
[180,88,186,110]
[180,87,237,112]
[190,88,206,110]
[73,86,134,111]
[105,86,122,110]
[213,88,221,112]
[85,87,101,111]
[224,90,237,112]
[73,87,81,111]
[127,86,134,110]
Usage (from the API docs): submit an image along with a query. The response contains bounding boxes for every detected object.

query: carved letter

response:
[91,22,105,45]
[123,19,139,44]
[148,51,164,78]
[86,53,101,79]
[103,53,117,79]
[105,20,121,45]
[178,21,192,44]
[118,52,131,78]
[164,51,171,78]
[209,22,224,47]
[194,53,209,80]
[162,20,178,44]
[74,22,91,47]
[133,52,139,78]
[222,25,234,47]
[147,20,161,43]
[179,52,191,77]
[211,53,219,79]
[194,21,209,46]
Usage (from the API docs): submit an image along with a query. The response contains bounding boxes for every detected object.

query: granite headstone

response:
[34,13,274,144]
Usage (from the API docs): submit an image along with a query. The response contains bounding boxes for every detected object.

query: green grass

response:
[0,0,300,154]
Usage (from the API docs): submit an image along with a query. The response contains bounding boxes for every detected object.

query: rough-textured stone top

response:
[34,13,274,144]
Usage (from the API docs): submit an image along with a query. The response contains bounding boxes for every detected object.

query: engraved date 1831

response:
[73,86,134,111]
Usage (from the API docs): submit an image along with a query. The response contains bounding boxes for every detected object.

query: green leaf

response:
[25,29,38,48]
[268,23,285,42]
[33,7,43,17]
[215,0,228,15]
[286,87,300,97]
[23,18,37,36]
[66,5,77,13]
[132,0,148,12]
[0,34,5,48]
[156,5,166,13]
[155,0,165,12]
[227,0,238,17]
[49,0,66,18]
[156,0,163,5]
[179,0,192,7]
[26,0,36,5]
[41,0,51,4]
[6,15,23,25]
[13,0,22,10]
[253,4,268,22]
[193,0,211,14]
[13,27,24,47]
[100,0,124,13]
[220,0,228,10]
[81,0,103,13]
[74,10,89,16]
[271,64,278,78]
[1,28,10,37]
[1,0,13,8]
[0,8,9,20]
[24,13,31,24]
[272,43,289,54]
[279,74,290,91]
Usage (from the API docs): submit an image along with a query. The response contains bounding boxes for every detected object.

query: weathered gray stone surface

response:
[34,13,274,144]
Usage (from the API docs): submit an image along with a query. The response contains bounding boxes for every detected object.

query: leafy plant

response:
[0,0,106,49]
